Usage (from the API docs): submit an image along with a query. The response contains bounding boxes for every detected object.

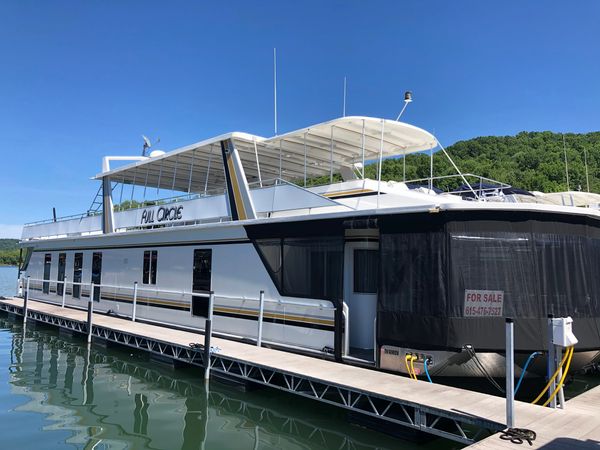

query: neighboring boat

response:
[17,116,600,380]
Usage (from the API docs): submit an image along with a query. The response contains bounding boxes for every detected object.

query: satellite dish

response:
[142,135,152,156]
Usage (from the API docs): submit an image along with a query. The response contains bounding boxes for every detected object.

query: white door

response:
[344,242,378,359]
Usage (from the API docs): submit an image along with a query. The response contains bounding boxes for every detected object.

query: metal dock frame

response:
[0,299,498,445]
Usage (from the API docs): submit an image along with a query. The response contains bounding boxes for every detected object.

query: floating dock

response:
[2,296,600,448]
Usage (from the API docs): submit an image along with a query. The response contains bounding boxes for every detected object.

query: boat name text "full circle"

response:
[141,206,184,224]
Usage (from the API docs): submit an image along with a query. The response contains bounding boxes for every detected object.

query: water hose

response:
[514,351,542,395]
[531,346,573,405]
[541,346,574,407]
[424,358,433,383]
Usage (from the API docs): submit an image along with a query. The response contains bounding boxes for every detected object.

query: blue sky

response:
[1,1,599,238]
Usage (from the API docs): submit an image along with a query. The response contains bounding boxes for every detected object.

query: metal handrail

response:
[20,277,335,309]
[404,173,512,192]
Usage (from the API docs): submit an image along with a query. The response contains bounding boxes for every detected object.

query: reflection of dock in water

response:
[2,318,401,450]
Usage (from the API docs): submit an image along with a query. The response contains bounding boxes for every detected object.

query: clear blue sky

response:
[1,1,599,238]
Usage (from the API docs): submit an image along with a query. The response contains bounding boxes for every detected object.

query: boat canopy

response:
[93,116,438,194]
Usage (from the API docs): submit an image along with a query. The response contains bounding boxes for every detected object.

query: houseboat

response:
[17,116,600,380]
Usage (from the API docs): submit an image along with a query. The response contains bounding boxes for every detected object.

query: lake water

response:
[0,266,18,297]
[0,266,460,450]
[1,265,596,449]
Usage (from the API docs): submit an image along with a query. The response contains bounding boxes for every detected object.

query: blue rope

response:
[424,358,433,383]
[515,351,542,395]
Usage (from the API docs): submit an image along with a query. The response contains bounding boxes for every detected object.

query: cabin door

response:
[343,241,378,361]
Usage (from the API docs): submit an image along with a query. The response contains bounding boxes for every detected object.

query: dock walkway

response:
[2,297,600,448]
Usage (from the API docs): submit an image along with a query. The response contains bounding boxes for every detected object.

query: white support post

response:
[343,302,349,357]
[132,281,138,322]
[204,291,215,382]
[257,290,265,347]
[547,315,557,408]
[506,318,515,429]
[62,276,67,308]
[87,286,94,344]
[24,276,30,324]
[556,346,565,408]
[377,120,385,208]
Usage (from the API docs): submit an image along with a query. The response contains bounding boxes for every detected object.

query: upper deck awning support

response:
[220,139,257,221]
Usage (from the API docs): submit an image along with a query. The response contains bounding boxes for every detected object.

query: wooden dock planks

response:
[3,297,600,448]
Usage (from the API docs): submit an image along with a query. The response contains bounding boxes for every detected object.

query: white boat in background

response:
[17,116,600,380]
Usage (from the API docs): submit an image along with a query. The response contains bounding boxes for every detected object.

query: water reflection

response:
[0,317,424,450]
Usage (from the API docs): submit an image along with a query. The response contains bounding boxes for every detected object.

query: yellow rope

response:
[541,347,574,407]
[531,346,573,405]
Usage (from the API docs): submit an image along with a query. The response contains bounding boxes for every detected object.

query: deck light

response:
[404,91,413,103]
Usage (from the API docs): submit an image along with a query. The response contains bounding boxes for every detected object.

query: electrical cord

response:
[531,346,572,405]
[465,346,505,394]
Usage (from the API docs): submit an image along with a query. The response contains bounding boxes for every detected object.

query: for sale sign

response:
[463,290,504,317]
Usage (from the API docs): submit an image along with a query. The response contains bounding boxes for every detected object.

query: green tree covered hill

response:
[363,130,600,193]
[0,239,19,266]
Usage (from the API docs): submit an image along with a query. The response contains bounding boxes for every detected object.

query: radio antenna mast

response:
[584,146,590,193]
[563,134,570,191]
[273,48,278,135]
[343,76,347,117]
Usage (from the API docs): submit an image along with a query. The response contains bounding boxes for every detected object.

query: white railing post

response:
[506,318,515,429]
[132,281,138,322]
[204,291,215,382]
[61,276,67,308]
[87,285,94,344]
[547,314,557,408]
[23,276,30,324]
[343,302,350,357]
[257,290,265,347]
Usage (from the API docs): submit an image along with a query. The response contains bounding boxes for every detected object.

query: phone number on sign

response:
[464,306,502,317]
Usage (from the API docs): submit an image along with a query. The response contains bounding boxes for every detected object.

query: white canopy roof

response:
[94,116,438,193]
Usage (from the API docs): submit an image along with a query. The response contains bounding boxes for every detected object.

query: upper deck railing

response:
[21,179,342,240]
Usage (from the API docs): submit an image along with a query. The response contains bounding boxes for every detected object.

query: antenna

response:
[396,91,413,121]
[142,135,151,156]
[142,135,160,157]
[563,134,570,191]
[584,147,590,193]
[343,76,347,117]
[273,48,278,135]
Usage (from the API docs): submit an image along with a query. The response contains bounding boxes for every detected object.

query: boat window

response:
[57,253,66,296]
[73,253,83,299]
[353,249,378,294]
[192,250,212,293]
[255,237,343,301]
[43,253,51,294]
[142,250,158,285]
[91,252,102,302]
[192,249,212,317]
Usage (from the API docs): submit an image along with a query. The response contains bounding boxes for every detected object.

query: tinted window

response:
[43,253,51,294]
[57,253,66,296]
[143,250,158,285]
[354,249,378,294]
[91,252,102,301]
[73,253,83,299]
[192,250,212,293]
[255,237,343,300]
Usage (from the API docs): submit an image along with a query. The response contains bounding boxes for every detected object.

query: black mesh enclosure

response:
[378,210,600,352]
